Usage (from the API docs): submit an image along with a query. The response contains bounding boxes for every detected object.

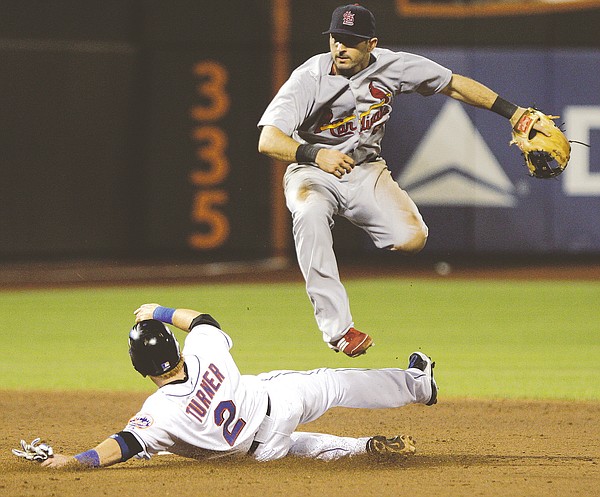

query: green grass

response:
[1,278,599,400]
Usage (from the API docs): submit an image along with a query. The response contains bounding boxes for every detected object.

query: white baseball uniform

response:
[123,316,434,462]
[258,48,452,344]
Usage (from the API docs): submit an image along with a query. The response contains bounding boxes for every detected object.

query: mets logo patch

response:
[128,414,154,429]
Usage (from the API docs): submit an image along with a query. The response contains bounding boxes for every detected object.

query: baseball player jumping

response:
[20,303,436,468]
[258,4,536,357]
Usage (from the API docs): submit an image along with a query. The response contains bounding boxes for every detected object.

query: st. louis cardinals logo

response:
[367,81,392,106]
[342,10,355,26]
[316,82,392,137]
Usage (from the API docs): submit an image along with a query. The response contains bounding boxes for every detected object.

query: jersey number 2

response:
[214,400,247,446]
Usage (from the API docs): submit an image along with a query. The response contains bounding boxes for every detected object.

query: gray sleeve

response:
[258,70,316,136]
[399,53,452,96]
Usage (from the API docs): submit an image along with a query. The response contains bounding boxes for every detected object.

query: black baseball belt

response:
[248,395,272,455]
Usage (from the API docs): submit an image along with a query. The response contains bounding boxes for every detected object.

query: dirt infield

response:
[2,391,598,497]
[2,259,599,495]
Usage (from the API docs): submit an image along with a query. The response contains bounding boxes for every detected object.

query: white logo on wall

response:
[563,105,600,196]
[397,100,516,207]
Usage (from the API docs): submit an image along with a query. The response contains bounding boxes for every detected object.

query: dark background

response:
[1,0,599,264]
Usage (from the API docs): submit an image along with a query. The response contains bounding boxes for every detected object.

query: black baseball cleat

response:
[408,351,437,406]
[366,435,416,457]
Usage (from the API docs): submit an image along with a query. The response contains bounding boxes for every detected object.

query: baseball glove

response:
[510,107,571,179]
[12,438,54,462]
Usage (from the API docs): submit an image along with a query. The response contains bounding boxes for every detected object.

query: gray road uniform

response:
[258,47,452,344]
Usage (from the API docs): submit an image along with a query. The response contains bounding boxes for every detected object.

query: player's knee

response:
[290,188,331,220]
[291,198,334,234]
[390,222,428,253]
[288,184,321,212]
[400,230,428,253]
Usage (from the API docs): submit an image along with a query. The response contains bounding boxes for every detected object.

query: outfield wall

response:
[1,0,599,262]
[385,48,600,255]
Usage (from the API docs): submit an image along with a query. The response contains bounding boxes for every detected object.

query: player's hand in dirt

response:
[41,454,77,469]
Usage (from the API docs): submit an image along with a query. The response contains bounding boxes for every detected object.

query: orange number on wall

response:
[190,126,230,186]
[189,60,231,251]
[189,190,230,250]
[191,61,230,122]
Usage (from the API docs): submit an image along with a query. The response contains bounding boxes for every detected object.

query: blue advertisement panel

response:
[381,48,600,254]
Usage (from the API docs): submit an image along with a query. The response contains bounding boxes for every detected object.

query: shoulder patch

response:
[127,414,154,429]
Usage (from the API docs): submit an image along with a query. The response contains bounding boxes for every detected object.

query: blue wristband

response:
[153,306,176,324]
[74,449,100,467]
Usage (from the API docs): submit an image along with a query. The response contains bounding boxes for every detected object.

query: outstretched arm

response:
[134,303,202,332]
[258,125,354,178]
[41,437,123,469]
[440,73,525,127]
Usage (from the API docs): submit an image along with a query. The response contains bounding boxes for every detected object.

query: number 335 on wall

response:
[189,60,231,250]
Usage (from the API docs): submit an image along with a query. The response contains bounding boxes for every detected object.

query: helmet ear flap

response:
[129,320,181,377]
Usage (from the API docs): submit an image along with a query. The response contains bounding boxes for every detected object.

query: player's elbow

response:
[258,125,290,158]
[257,133,270,155]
